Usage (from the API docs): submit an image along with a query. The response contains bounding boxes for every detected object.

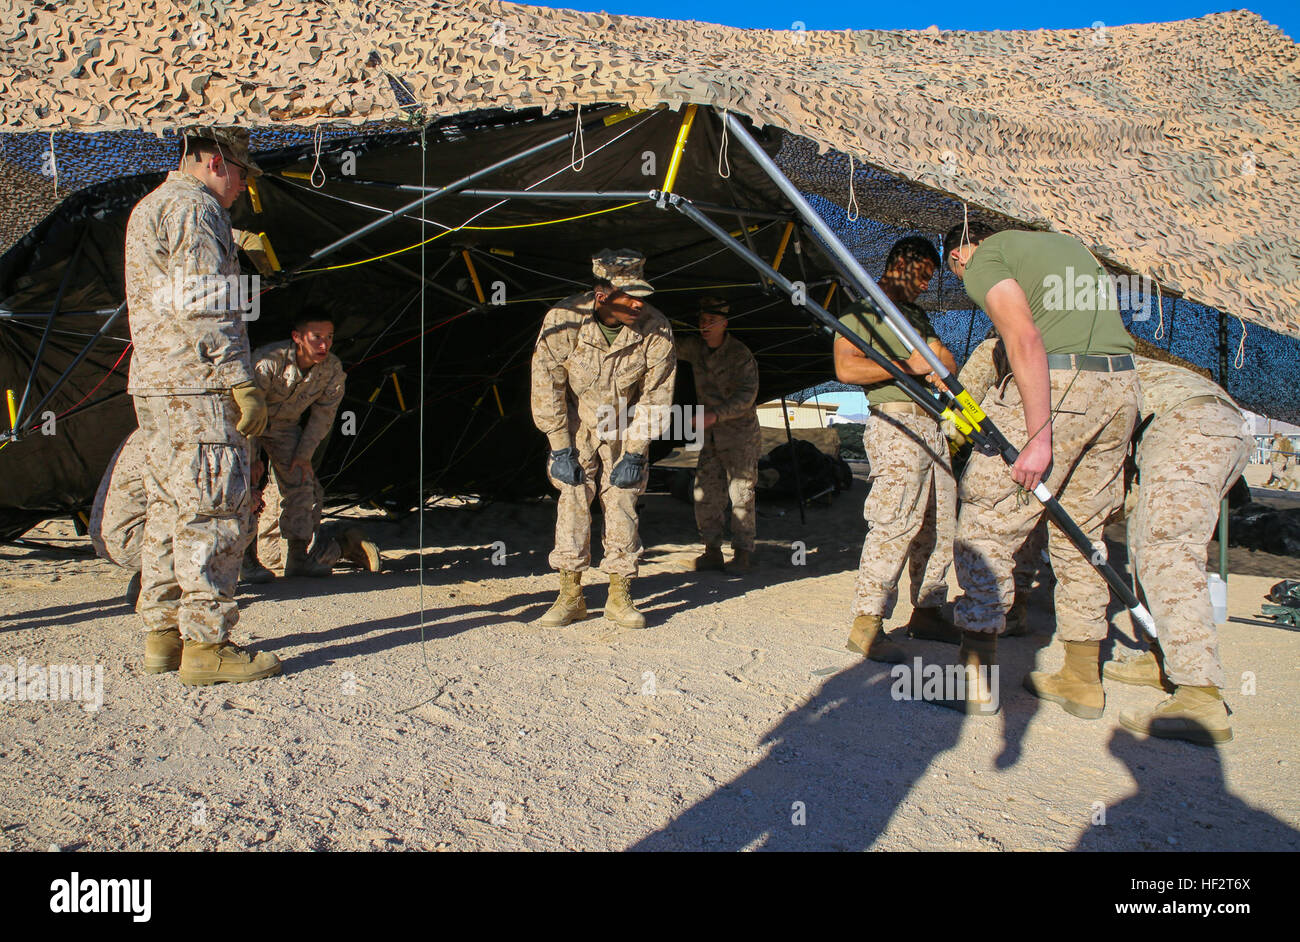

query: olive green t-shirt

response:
[962,231,1134,356]
[838,299,936,407]
[596,319,624,346]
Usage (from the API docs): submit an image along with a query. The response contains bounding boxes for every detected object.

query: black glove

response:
[610,452,647,489]
[549,447,584,486]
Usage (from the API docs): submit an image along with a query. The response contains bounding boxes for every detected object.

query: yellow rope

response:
[300,201,643,273]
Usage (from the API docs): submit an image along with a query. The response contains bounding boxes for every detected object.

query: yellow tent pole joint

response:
[5,389,15,431]
[603,107,645,127]
[368,384,383,404]
[955,391,987,430]
[280,170,312,180]
[822,281,837,307]
[492,384,504,417]
[259,233,281,272]
[728,224,760,238]
[488,247,515,257]
[660,103,698,195]
[771,221,795,272]
[391,374,408,412]
[462,250,486,304]
[246,177,263,213]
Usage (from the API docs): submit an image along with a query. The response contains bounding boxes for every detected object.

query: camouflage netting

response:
[2,0,1296,335]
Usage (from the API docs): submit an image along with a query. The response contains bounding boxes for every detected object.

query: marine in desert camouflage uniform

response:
[676,296,761,573]
[245,314,347,579]
[953,335,1048,638]
[1265,431,1293,489]
[530,249,676,629]
[942,223,1139,716]
[1104,356,1252,745]
[124,126,280,685]
[833,237,957,662]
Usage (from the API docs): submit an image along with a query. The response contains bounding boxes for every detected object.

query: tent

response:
[2,0,1298,540]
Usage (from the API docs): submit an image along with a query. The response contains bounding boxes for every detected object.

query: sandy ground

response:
[1,472,1298,852]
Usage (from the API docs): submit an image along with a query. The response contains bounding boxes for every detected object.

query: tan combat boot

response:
[240,544,275,584]
[1024,640,1105,719]
[340,527,381,572]
[126,571,142,609]
[1119,685,1232,745]
[933,630,1001,715]
[285,539,332,578]
[179,639,282,685]
[731,549,755,572]
[604,573,647,629]
[144,627,182,674]
[846,615,907,663]
[906,605,961,644]
[1002,594,1031,637]
[694,546,725,571]
[540,570,587,627]
[1103,649,1173,692]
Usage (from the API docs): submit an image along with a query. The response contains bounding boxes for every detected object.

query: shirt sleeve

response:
[839,303,913,361]
[295,362,346,463]
[961,242,1012,312]
[711,347,759,422]
[252,346,279,394]
[165,202,253,388]
[675,334,703,366]
[530,309,575,450]
[627,327,678,456]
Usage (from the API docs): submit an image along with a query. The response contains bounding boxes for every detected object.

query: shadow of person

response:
[630,655,968,851]
[1074,727,1300,851]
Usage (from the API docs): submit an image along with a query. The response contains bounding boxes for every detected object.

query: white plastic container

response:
[1207,574,1228,624]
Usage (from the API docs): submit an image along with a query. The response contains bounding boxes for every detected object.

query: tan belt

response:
[873,401,931,417]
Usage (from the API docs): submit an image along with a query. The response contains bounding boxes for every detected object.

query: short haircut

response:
[292,313,335,334]
[884,236,941,272]
[942,222,999,255]
[180,136,225,164]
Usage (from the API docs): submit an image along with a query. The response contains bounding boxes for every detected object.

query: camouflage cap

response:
[698,295,731,316]
[183,126,263,176]
[592,248,653,297]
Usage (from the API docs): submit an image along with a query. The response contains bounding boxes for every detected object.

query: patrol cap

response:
[698,295,730,316]
[183,126,263,176]
[592,248,653,298]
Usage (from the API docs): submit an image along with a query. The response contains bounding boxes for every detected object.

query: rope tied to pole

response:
[845,154,859,221]
[717,109,731,179]
[48,132,58,200]
[1154,281,1164,340]
[310,126,326,188]
[570,103,586,172]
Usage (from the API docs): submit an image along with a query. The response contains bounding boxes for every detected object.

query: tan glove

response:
[231,382,268,438]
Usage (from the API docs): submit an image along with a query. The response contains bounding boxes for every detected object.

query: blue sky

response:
[535,1,1296,38]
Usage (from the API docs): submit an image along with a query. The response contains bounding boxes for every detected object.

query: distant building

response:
[757,400,840,429]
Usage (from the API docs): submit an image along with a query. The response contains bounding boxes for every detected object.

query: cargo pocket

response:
[188,442,249,517]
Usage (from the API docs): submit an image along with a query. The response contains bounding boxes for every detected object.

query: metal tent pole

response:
[290,109,648,276]
[665,185,1157,638]
[13,231,87,431]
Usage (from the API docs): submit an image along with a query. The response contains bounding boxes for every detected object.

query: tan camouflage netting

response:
[1,0,1297,336]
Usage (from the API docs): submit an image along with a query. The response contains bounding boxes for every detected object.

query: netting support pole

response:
[1218,309,1230,583]
[14,230,87,432]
